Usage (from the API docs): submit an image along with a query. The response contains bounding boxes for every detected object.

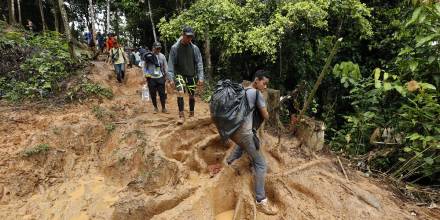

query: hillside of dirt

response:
[0,62,438,220]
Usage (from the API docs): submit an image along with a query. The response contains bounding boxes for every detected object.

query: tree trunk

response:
[17,0,21,24]
[299,38,341,117]
[52,3,60,32]
[204,31,213,82]
[266,89,283,129]
[88,0,96,41]
[57,0,74,58]
[8,0,16,24]
[147,0,157,42]
[106,0,110,34]
[38,0,47,31]
[114,10,120,37]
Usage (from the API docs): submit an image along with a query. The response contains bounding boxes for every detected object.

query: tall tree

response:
[38,0,47,31]
[106,0,110,34]
[57,0,74,58]
[147,0,157,42]
[8,0,16,24]
[49,0,60,32]
[17,0,22,24]
[88,0,96,40]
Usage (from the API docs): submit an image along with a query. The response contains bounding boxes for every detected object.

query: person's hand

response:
[197,80,204,86]
[169,80,175,88]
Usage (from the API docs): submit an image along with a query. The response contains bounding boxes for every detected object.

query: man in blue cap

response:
[167,26,204,124]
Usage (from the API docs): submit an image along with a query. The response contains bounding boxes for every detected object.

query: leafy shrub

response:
[330,68,439,183]
[66,81,113,101]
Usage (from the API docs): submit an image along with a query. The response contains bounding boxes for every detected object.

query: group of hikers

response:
[103,26,278,215]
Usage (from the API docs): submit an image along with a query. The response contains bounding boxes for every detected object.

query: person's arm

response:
[167,47,176,82]
[256,90,269,120]
[194,46,204,83]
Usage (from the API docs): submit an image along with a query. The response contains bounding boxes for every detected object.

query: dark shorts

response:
[175,75,196,95]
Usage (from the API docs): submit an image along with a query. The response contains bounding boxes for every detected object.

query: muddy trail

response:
[0,61,438,220]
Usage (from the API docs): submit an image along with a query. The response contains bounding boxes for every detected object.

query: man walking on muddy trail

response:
[167,26,204,124]
[110,41,128,84]
[144,42,169,113]
[224,70,278,215]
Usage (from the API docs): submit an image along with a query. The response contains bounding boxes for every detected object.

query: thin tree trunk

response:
[57,0,74,58]
[8,0,16,24]
[204,31,212,82]
[48,0,60,32]
[106,0,110,34]
[147,0,157,42]
[52,7,59,32]
[38,0,47,31]
[17,0,22,24]
[300,38,342,117]
[114,10,119,37]
[88,0,96,41]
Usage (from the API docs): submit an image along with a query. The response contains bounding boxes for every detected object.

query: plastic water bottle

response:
[142,84,150,101]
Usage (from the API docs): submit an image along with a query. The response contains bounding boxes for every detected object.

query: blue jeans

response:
[114,63,125,82]
[226,127,267,202]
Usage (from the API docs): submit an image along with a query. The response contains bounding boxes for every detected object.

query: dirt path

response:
[0,62,438,220]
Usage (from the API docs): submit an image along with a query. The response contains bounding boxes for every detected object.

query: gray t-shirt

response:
[145,53,168,78]
[240,88,266,132]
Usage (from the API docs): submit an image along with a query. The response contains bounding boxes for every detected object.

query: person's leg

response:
[231,132,267,202]
[148,78,158,111]
[186,77,196,117]
[121,63,125,80]
[114,64,122,83]
[226,144,244,164]
[175,75,186,123]
[157,78,167,111]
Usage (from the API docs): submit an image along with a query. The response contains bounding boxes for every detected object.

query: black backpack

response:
[210,80,263,142]
[142,51,160,67]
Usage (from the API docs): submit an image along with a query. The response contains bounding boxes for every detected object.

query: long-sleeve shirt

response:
[167,39,204,81]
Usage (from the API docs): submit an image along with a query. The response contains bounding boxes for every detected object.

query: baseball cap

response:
[182,26,195,36]
[152,41,162,48]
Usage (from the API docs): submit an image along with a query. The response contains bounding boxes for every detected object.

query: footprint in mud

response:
[159,118,229,175]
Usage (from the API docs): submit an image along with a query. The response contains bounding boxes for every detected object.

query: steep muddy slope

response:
[0,62,437,220]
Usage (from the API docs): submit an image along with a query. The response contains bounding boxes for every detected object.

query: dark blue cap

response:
[182,26,194,36]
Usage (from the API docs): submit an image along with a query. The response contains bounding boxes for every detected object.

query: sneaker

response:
[153,108,159,114]
[256,199,278,215]
[189,111,195,117]
[162,108,169,114]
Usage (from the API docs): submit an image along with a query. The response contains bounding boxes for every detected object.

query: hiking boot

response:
[153,108,159,114]
[177,112,185,125]
[189,111,195,117]
[256,199,278,215]
[162,108,169,114]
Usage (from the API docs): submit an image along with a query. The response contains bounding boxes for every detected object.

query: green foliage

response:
[22,144,50,157]
[105,123,116,134]
[332,61,361,88]
[396,3,440,87]
[92,105,115,122]
[330,66,439,182]
[159,0,372,61]
[0,31,76,101]
[66,81,114,101]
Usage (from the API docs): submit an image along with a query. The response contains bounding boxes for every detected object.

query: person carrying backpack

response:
[167,26,204,124]
[143,42,168,113]
[110,41,127,84]
[210,70,278,215]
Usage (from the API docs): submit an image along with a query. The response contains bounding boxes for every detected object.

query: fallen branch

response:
[271,159,332,177]
[337,156,349,181]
